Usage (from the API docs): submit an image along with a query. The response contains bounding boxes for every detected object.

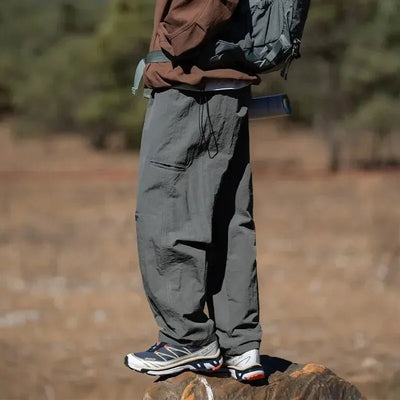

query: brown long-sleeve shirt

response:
[143,0,259,89]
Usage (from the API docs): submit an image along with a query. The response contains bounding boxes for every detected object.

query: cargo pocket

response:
[148,89,202,171]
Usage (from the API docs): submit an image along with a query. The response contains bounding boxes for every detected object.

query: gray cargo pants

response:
[135,86,262,356]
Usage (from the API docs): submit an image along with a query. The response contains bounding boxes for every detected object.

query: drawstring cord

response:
[199,91,219,159]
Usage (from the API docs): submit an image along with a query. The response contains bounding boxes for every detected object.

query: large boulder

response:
[143,356,366,400]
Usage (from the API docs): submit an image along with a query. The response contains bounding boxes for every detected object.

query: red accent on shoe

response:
[212,361,223,371]
[245,372,265,381]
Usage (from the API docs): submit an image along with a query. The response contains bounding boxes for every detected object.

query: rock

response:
[143,356,366,400]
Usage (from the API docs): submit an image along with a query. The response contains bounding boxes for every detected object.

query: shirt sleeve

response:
[157,0,239,57]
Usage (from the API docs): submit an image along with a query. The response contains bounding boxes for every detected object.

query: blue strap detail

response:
[132,58,146,95]
[132,51,171,97]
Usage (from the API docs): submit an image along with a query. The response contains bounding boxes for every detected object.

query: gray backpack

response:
[133,0,311,95]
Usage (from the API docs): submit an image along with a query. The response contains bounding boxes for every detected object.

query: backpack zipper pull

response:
[281,38,301,80]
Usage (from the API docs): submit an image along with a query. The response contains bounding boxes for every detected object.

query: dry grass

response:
[0,120,399,399]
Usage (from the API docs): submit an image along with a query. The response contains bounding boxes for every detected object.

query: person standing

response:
[125,0,264,382]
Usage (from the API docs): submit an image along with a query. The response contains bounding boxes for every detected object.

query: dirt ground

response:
[0,120,399,400]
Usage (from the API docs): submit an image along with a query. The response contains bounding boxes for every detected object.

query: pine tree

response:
[76,0,154,148]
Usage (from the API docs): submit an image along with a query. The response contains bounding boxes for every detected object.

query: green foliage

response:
[1,0,399,154]
[348,94,400,136]
[0,0,108,131]
[0,0,154,147]
[0,0,57,111]
[0,0,105,102]
[75,0,153,147]
[343,2,400,101]
[256,0,400,168]
[13,36,95,129]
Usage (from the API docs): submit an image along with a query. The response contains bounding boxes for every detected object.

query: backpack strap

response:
[132,50,171,96]
[132,58,146,95]
[265,34,291,64]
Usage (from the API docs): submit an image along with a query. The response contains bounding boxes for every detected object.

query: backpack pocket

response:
[250,0,284,49]
[249,0,292,67]
[196,0,309,76]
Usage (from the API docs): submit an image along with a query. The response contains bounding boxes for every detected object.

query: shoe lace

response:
[147,342,166,353]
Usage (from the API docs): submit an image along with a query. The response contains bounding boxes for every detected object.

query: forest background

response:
[1,0,400,170]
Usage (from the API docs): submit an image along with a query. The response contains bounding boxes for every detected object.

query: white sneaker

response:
[125,340,223,376]
[223,349,265,381]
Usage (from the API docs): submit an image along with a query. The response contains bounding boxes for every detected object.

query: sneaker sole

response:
[125,354,223,376]
[227,366,265,382]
